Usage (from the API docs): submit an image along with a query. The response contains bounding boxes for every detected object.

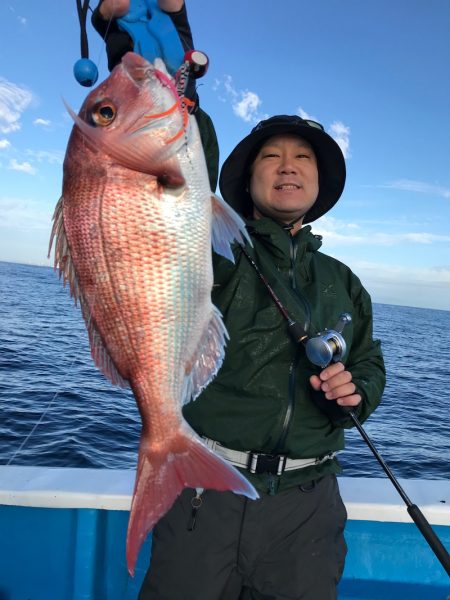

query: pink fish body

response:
[49,53,257,575]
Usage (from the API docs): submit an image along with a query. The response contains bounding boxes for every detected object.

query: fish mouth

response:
[121,53,159,82]
[120,56,191,149]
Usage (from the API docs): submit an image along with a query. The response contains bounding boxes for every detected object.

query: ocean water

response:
[0,260,449,479]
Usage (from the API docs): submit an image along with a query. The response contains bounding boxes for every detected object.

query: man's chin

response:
[252,203,311,225]
[272,209,306,224]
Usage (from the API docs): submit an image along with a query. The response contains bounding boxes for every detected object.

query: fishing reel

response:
[304,313,352,369]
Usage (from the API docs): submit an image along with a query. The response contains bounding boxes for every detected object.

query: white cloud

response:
[214,76,267,124]
[316,253,450,310]
[298,108,351,159]
[7,4,27,25]
[358,262,450,310]
[314,216,450,246]
[384,179,450,199]
[223,75,237,98]
[329,121,350,159]
[0,78,34,134]
[0,196,52,230]
[8,159,37,175]
[233,91,263,123]
[297,107,319,122]
[25,149,64,165]
[353,261,450,284]
[0,139,11,150]
[33,118,51,127]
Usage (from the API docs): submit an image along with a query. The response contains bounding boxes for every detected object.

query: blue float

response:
[73,58,99,88]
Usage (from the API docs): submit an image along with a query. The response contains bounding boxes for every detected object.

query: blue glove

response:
[117,0,185,75]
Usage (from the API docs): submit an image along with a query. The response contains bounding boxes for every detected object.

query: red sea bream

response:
[49,52,257,575]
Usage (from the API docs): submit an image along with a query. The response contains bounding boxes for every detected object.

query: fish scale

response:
[49,52,258,576]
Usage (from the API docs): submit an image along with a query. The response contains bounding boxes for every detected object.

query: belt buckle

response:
[248,453,287,476]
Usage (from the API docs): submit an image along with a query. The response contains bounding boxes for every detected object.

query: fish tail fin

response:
[126,430,258,576]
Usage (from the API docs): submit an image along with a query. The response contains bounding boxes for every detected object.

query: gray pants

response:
[139,474,347,600]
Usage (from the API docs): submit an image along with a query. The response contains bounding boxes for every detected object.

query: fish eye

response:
[91,101,117,126]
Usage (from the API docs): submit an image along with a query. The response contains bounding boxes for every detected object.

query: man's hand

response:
[99,0,130,20]
[158,0,184,12]
[309,362,361,407]
[99,0,184,20]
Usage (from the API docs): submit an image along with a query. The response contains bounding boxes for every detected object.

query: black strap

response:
[76,0,91,59]
[239,244,309,344]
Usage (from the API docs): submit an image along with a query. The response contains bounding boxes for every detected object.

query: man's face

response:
[249,134,319,225]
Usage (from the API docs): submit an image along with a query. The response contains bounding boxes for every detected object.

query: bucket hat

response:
[219,115,346,223]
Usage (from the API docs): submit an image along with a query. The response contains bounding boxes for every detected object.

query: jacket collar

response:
[245,217,322,260]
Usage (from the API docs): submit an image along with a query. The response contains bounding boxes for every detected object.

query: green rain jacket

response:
[183,217,386,494]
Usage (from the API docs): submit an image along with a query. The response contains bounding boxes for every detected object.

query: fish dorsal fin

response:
[210,194,252,262]
[49,196,129,389]
[48,196,82,304]
[182,305,229,404]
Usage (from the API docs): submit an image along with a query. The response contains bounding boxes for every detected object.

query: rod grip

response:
[407,504,450,576]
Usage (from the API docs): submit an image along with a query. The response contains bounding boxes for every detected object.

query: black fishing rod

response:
[240,243,450,577]
[348,412,450,576]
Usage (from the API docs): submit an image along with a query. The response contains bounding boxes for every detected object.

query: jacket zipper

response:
[273,235,311,454]
[273,349,300,453]
[289,235,311,327]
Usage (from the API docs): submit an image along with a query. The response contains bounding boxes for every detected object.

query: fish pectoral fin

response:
[182,305,228,404]
[210,194,252,262]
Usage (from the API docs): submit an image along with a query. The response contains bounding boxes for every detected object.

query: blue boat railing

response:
[0,466,449,599]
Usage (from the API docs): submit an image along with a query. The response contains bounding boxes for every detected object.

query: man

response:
[93,4,386,599]
[140,116,385,600]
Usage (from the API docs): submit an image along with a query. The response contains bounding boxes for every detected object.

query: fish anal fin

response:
[211,194,252,262]
[84,312,129,388]
[182,305,228,404]
[126,429,258,576]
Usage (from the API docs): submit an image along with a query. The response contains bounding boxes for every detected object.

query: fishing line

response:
[7,345,89,466]
[94,0,117,74]
[7,284,99,465]
[6,392,59,466]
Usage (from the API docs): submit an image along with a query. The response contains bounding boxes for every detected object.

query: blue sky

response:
[1,0,450,310]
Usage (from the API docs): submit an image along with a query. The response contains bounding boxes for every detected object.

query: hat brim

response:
[219,122,346,224]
